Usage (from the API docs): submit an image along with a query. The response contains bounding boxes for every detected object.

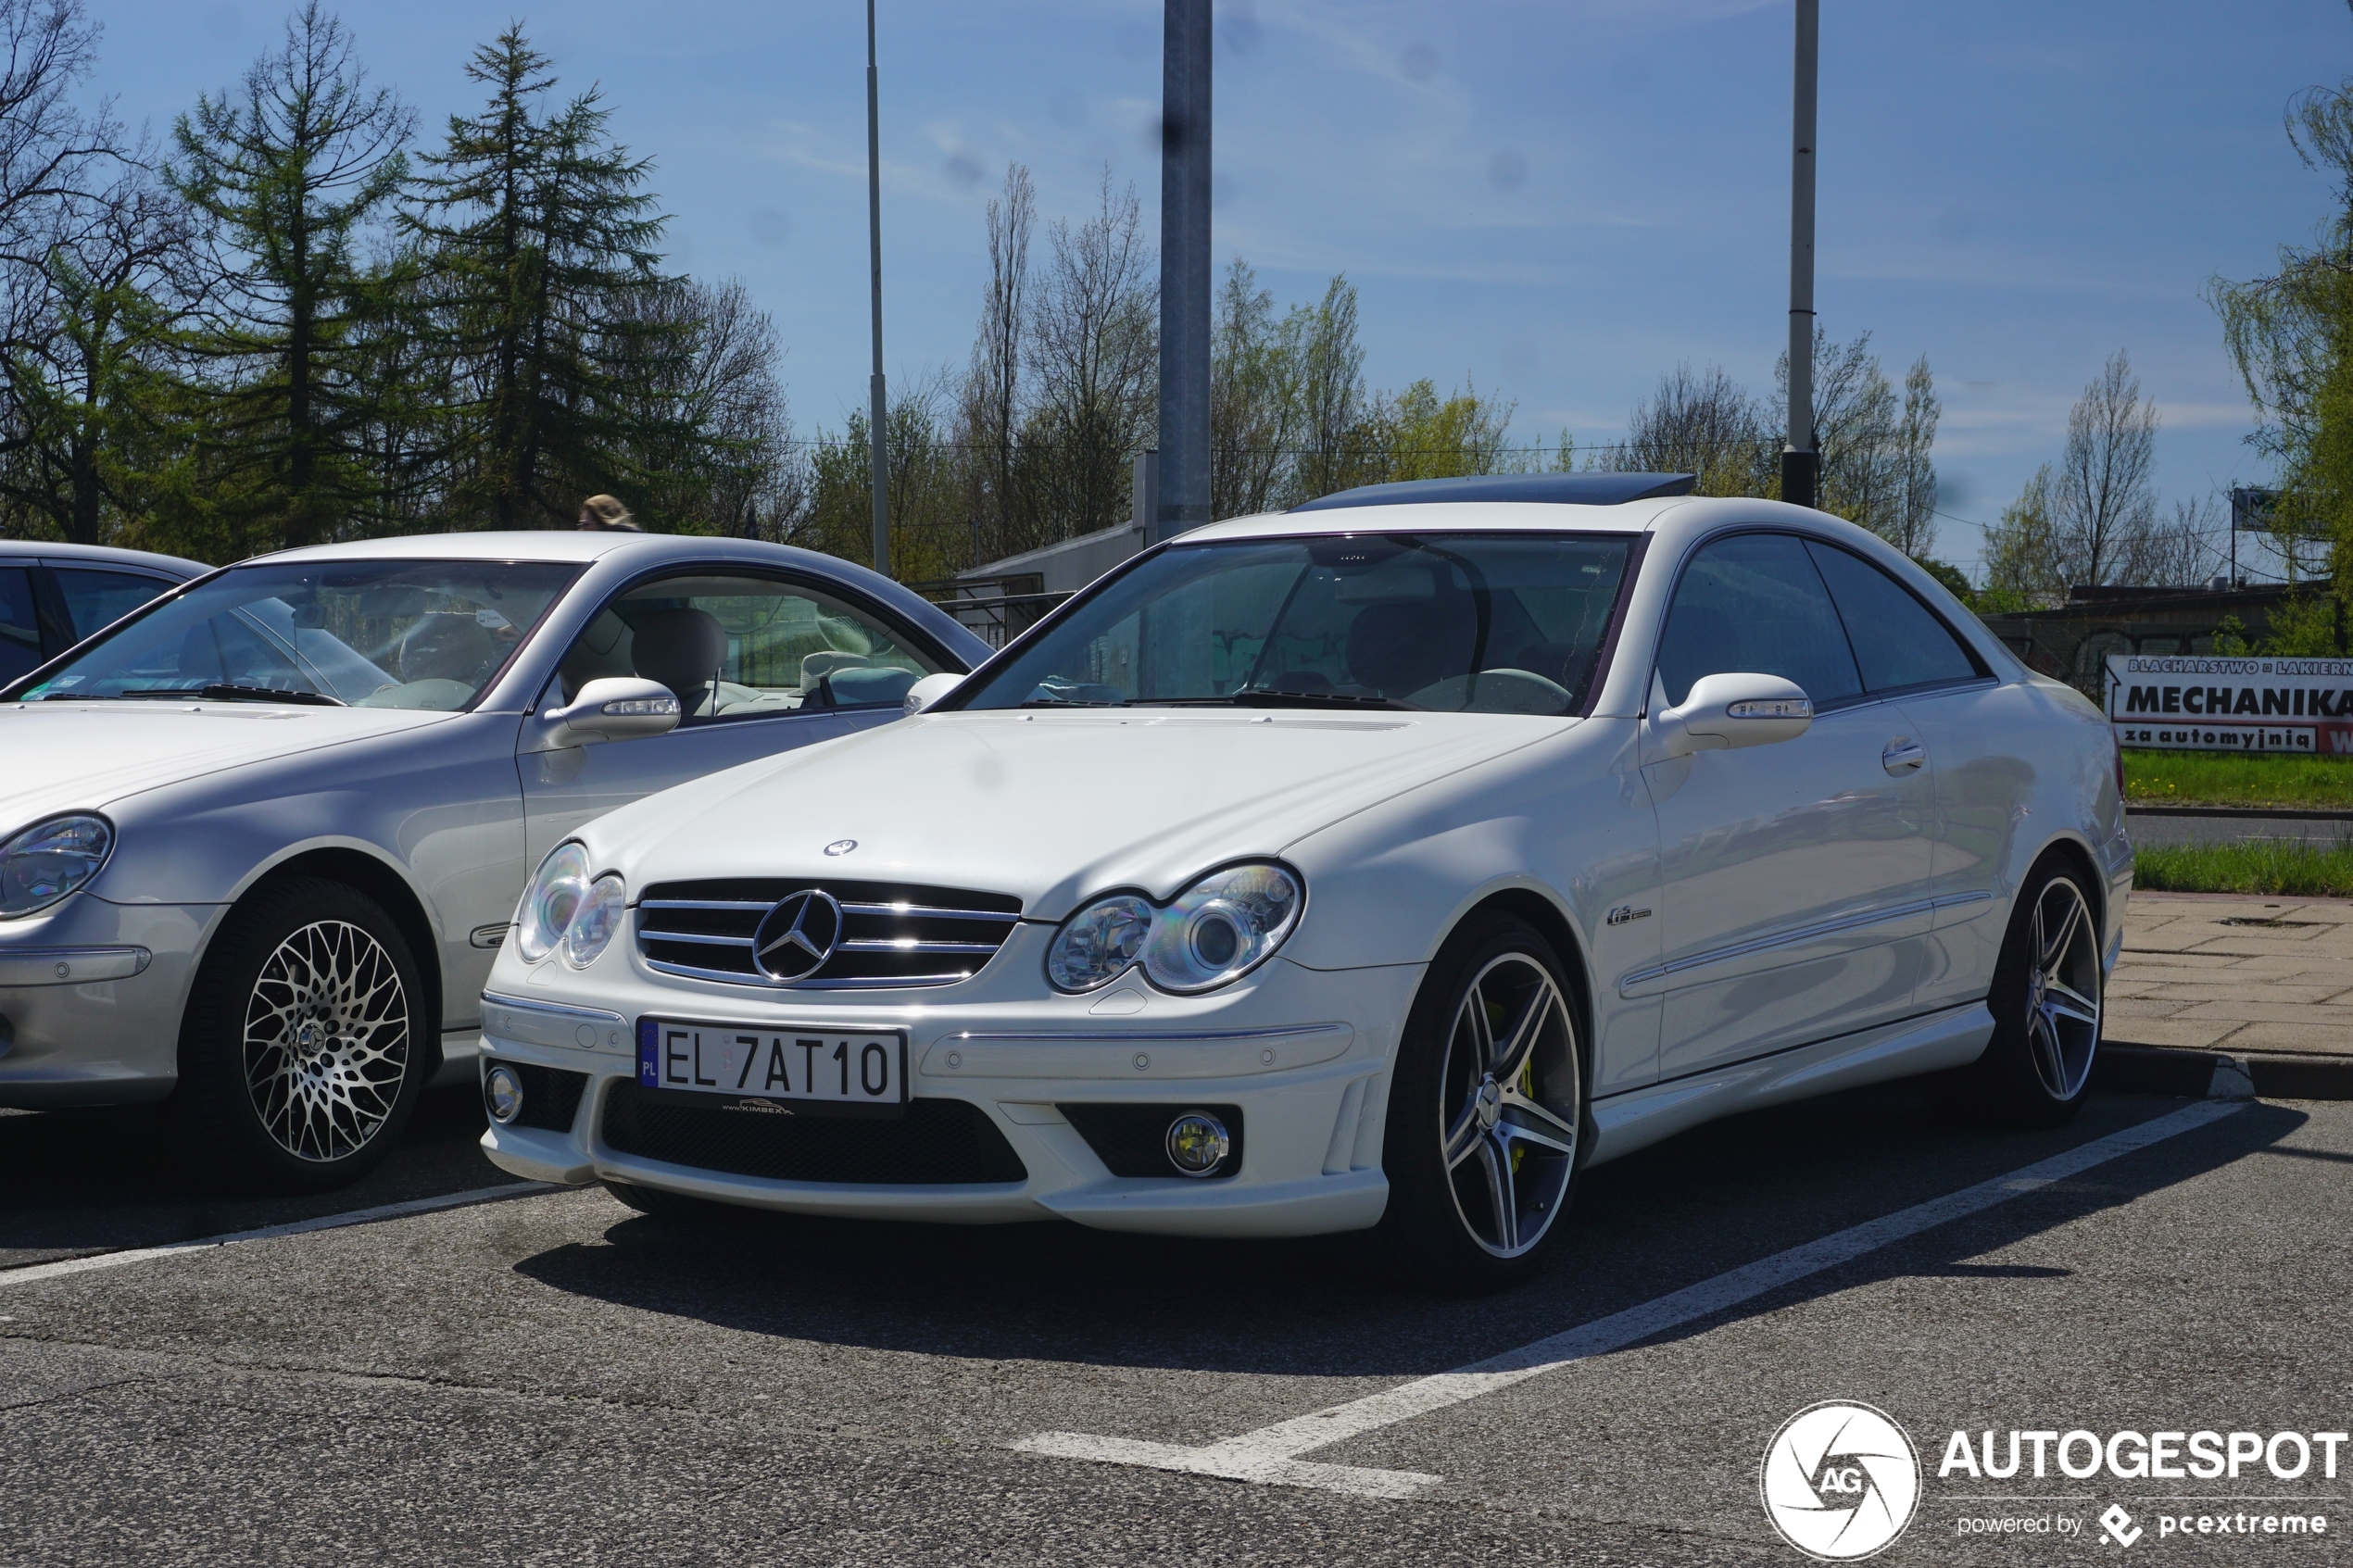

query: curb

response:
[2095,1044,2353,1101]
[2126,804,2353,822]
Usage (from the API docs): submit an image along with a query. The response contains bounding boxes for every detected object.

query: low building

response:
[1977,584,2333,702]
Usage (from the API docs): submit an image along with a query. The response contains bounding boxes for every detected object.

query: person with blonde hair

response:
[576,494,640,532]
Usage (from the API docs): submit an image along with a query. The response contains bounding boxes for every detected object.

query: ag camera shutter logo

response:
[1761,1400,1922,1561]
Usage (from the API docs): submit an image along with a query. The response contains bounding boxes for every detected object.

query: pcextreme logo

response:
[1761,1401,1923,1561]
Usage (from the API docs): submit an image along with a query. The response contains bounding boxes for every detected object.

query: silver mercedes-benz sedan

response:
[0,531,989,1190]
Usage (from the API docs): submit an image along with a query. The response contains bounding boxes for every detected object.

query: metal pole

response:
[1155,0,1212,545]
[1780,0,1819,510]
[865,0,890,576]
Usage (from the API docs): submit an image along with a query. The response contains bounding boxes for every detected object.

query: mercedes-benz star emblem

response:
[824,839,857,857]
[751,889,843,983]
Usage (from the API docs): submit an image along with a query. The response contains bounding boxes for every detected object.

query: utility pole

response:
[1155,0,1211,546]
[865,0,890,575]
[1780,0,1819,510]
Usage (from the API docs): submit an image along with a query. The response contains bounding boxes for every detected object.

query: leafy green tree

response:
[167,2,416,551]
[2211,31,2353,603]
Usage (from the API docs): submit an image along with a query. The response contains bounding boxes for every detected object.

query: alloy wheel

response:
[1438,952,1581,1259]
[242,919,412,1162]
[2023,879,2101,1101]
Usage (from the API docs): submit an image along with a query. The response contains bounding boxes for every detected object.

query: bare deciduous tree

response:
[1025,168,1155,543]
[959,162,1032,560]
[1614,362,1772,495]
[2050,348,2159,587]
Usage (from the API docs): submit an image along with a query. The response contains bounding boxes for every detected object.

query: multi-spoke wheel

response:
[1961,857,2104,1127]
[174,878,428,1191]
[243,919,411,1163]
[1379,912,1586,1291]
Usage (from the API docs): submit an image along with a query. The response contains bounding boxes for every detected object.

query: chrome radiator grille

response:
[635,878,1023,989]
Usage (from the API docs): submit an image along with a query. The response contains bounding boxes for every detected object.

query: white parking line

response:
[1014,1098,2248,1499]
[0,1183,555,1290]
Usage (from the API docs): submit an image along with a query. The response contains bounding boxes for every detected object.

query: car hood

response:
[579,708,1568,918]
[0,701,459,830]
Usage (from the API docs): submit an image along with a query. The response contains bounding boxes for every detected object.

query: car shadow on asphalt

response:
[0,1085,503,1268]
[507,1088,2309,1379]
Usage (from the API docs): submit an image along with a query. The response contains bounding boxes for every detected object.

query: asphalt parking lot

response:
[4,1070,2347,1567]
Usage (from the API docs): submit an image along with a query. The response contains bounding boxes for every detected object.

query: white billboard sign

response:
[2105,654,2353,756]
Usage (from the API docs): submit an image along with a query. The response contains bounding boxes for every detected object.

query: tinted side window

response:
[0,567,40,681]
[1804,542,1981,693]
[53,567,172,641]
[1655,533,1862,709]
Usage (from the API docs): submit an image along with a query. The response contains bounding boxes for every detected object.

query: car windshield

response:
[10,559,581,710]
[956,533,1633,716]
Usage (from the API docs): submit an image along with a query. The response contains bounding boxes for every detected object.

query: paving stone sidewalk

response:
[2108,891,2353,1060]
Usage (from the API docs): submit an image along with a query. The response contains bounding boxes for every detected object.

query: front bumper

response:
[476,935,1420,1238]
[0,896,214,1107]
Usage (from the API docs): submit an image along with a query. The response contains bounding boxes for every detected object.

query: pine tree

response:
[167,3,415,551]
[408,26,676,527]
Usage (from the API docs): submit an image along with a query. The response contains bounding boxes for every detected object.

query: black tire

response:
[601,1177,724,1219]
[172,877,428,1193]
[1375,911,1587,1294]
[1959,854,2104,1127]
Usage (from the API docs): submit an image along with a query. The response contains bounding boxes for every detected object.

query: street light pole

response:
[1781,0,1819,510]
[1155,0,1211,546]
[865,0,890,576]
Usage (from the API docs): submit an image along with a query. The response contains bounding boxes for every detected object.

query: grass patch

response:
[2123,748,2353,809]
[2136,838,2353,897]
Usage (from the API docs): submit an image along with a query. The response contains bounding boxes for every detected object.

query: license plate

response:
[636,1019,907,1113]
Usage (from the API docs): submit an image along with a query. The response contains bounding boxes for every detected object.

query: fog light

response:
[484,1063,525,1125]
[1165,1111,1230,1176]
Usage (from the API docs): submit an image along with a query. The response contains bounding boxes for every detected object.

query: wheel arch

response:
[1439,884,1598,1085]
[211,846,447,1073]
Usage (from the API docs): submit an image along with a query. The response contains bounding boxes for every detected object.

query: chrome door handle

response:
[1881,738,1926,774]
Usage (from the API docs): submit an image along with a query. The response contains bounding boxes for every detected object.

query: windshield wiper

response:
[1017,696,1122,709]
[122,683,346,707]
[1226,688,1409,710]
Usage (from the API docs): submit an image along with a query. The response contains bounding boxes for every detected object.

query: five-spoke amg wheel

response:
[1380,912,1585,1291]
[1964,856,2105,1126]
[175,877,427,1191]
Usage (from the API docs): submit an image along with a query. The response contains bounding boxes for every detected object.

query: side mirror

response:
[1650,671,1812,759]
[902,672,965,715]
[539,677,682,747]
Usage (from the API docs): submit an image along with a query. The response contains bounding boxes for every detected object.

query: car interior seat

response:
[399,613,501,686]
[629,606,730,715]
[1344,596,1478,697]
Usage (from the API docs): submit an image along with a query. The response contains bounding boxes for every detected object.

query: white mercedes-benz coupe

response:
[478,473,2129,1287]
[0,532,988,1190]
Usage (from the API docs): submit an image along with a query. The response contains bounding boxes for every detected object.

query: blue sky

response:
[84,0,2353,574]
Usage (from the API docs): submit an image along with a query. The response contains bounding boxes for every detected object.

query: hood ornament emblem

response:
[824,839,857,857]
[751,889,843,983]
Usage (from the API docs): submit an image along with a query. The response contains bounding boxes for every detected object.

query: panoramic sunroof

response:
[1290,471,1698,511]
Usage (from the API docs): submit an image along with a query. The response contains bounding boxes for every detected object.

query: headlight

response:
[1046,862,1302,994]
[515,842,591,962]
[562,875,626,969]
[1045,894,1153,991]
[0,815,114,919]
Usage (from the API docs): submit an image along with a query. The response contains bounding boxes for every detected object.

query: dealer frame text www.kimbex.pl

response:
[2106,654,2353,755]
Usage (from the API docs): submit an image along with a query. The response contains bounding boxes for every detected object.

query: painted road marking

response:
[0,1183,554,1290]
[1014,1098,2249,1499]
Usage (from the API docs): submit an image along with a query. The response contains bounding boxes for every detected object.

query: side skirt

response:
[1583,1001,1994,1168]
